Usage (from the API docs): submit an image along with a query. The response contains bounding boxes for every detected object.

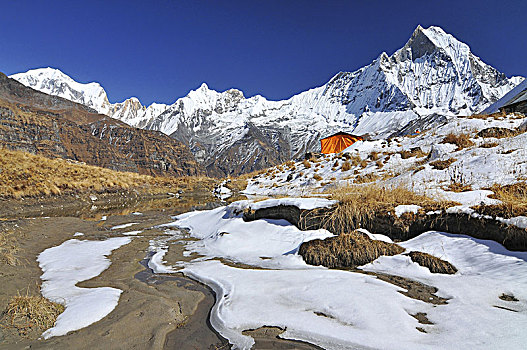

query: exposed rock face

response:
[10,26,524,176]
[0,73,202,177]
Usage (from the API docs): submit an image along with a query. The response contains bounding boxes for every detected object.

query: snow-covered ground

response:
[37,237,131,338]
[244,113,527,206]
[148,199,527,349]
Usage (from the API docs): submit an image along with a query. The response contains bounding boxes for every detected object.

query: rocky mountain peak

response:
[398,25,441,61]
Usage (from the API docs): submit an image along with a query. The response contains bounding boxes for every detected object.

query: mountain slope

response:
[0,73,202,177]
[10,25,523,176]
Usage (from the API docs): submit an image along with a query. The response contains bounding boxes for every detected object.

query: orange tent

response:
[320,132,363,154]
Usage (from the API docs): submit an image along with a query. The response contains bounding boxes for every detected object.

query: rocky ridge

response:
[0,73,202,177]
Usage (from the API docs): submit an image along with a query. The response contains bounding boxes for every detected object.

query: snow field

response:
[152,200,527,349]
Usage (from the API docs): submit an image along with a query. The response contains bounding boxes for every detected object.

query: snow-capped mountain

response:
[10,25,523,176]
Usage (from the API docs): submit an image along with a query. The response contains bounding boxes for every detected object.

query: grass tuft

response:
[487,182,527,216]
[2,287,64,336]
[299,230,404,268]
[441,133,474,151]
[430,158,457,170]
[408,251,457,274]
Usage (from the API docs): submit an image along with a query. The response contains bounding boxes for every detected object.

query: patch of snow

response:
[446,206,475,215]
[73,232,84,237]
[249,198,337,211]
[122,230,143,236]
[496,216,527,229]
[110,223,138,230]
[37,237,131,338]
[394,205,421,217]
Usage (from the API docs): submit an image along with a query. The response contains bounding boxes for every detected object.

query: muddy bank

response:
[243,204,527,251]
[0,209,220,349]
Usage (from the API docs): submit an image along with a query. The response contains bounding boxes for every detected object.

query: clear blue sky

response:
[1,0,525,105]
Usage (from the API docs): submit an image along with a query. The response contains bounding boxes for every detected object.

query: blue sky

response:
[1,0,525,105]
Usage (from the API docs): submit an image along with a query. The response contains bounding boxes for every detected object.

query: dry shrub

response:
[408,251,457,274]
[376,160,383,169]
[333,160,339,168]
[321,184,444,234]
[2,288,64,335]
[441,133,474,150]
[430,158,457,170]
[409,165,425,174]
[341,161,351,172]
[302,159,312,169]
[298,230,404,268]
[313,174,323,181]
[224,178,248,192]
[346,154,362,167]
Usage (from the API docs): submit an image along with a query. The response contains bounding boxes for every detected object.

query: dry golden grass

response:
[441,133,475,150]
[321,184,448,234]
[368,151,379,161]
[359,159,368,168]
[354,173,380,184]
[298,230,404,268]
[302,159,312,169]
[444,182,472,193]
[341,161,351,172]
[430,158,457,170]
[224,177,248,192]
[400,147,427,159]
[480,142,499,148]
[0,148,212,198]
[488,182,527,216]
[2,287,64,335]
[408,251,457,274]
[313,174,323,181]
[0,230,19,266]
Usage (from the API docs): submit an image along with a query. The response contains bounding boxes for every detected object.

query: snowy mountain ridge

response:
[10,25,524,176]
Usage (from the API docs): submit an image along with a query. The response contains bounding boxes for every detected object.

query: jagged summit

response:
[10,25,523,176]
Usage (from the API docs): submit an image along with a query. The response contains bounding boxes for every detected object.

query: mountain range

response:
[10,25,524,176]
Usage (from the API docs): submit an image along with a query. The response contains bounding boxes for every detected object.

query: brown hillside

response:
[0,72,202,177]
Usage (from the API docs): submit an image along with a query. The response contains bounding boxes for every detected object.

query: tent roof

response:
[321,132,362,141]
